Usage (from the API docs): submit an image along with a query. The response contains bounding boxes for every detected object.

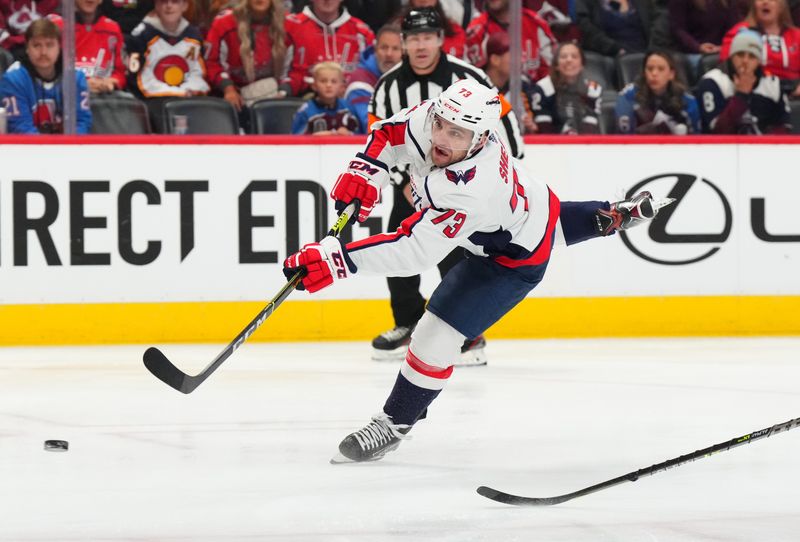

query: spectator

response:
[128,0,210,131]
[0,18,92,133]
[401,0,466,58]
[284,0,375,96]
[101,0,155,38]
[616,49,700,134]
[205,0,287,120]
[531,41,603,133]
[466,0,557,82]
[344,23,402,129]
[576,0,669,57]
[668,0,738,60]
[440,0,479,29]
[51,0,126,95]
[696,29,791,133]
[483,32,538,133]
[291,61,361,134]
[721,0,800,96]
[0,0,59,61]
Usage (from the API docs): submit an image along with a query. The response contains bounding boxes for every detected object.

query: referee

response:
[367,7,525,365]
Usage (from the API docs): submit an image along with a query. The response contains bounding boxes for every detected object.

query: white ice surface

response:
[0,338,799,541]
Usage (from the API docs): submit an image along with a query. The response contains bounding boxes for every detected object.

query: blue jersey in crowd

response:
[291,97,362,135]
[0,60,91,134]
[615,83,700,135]
[344,45,382,131]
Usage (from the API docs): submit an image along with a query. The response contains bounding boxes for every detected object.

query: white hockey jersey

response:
[345,101,560,277]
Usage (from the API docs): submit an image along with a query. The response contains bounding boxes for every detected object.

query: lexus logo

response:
[620,173,733,265]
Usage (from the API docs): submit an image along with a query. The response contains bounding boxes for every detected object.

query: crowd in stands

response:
[0,0,798,135]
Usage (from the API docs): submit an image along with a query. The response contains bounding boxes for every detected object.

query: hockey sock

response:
[560,200,609,245]
[382,372,442,427]
[382,350,452,426]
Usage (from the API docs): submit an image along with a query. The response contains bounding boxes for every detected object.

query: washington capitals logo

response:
[445,166,477,185]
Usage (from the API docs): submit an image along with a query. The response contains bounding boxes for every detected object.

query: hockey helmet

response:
[401,8,444,37]
[431,79,502,154]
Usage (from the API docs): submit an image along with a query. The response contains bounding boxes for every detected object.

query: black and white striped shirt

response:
[369,53,525,158]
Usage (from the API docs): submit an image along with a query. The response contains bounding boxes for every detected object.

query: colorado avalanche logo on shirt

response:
[445,166,477,185]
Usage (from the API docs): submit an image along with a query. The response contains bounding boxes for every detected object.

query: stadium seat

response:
[789,99,800,134]
[90,93,151,134]
[600,99,617,134]
[0,47,14,78]
[163,97,239,134]
[616,52,645,88]
[249,98,306,134]
[698,53,721,78]
[583,51,617,91]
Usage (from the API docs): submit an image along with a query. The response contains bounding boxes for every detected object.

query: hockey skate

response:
[330,413,411,464]
[371,325,414,361]
[595,191,676,236]
[458,335,488,367]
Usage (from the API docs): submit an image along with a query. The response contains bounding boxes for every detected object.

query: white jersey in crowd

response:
[346,100,559,277]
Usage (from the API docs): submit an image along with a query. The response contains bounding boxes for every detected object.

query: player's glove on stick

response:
[283,237,355,293]
[331,161,382,222]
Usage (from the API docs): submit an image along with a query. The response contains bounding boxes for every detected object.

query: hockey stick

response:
[143,200,360,394]
[477,416,800,506]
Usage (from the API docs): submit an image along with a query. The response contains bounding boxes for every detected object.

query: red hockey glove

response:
[283,237,354,293]
[331,163,382,222]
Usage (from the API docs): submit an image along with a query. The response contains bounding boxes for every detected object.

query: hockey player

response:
[282,78,671,463]
[0,18,92,134]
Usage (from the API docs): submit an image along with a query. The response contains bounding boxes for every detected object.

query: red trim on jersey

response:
[494,188,561,268]
[346,209,427,251]
[363,121,406,161]
[406,349,453,380]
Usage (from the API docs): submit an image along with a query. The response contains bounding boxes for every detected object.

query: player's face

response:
[76,0,101,16]
[26,36,60,76]
[376,32,402,73]
[155,0,188,25]
[644,54,674,95]
[430,114,474,167]
[557,44,583,82]
[312,68,343,102]
[731,51,760,76]
[755,0,779,25]
[404,31,442,73]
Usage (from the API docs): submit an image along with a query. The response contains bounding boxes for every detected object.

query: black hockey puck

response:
[44,440,69,452]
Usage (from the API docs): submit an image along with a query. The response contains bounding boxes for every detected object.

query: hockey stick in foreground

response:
[477,416,800,506]
[143,201,360,394]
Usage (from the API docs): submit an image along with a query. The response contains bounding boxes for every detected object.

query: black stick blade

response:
[476,486,572,506]
[143,347,192,394]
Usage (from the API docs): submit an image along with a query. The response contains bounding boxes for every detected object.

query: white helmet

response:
[431,79,502,154]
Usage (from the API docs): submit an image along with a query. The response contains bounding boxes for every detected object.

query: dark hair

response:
[551,42,586,89]
[634,50,687,119]
[376,23,402,41]
[25,18,61,42]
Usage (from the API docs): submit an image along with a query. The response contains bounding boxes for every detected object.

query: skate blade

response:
[370,346,408,362]
[330,452,356,464]
[455,348,488,367]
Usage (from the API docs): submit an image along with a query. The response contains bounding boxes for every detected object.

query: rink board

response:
[0,135,799,344]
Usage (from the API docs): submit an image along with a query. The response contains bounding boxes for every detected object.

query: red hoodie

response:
[284,6,374,96]
[51,13,126,90]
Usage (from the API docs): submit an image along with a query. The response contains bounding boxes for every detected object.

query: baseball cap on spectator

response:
[486,33,510,58]
[401,8,444,36]
[729,29,763,59]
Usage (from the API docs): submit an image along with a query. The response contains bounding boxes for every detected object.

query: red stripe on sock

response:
[405,349,453,380]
